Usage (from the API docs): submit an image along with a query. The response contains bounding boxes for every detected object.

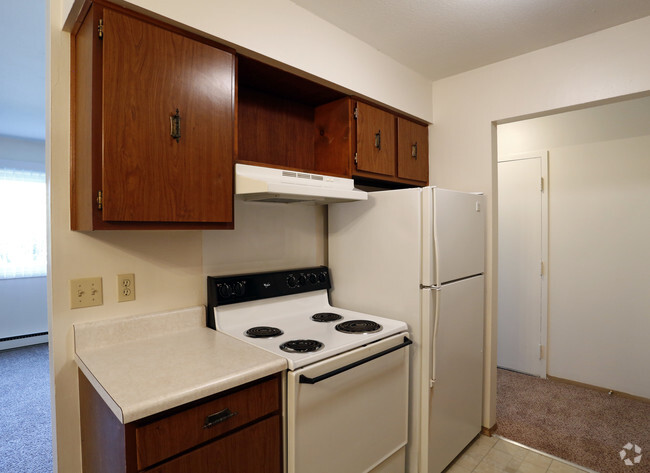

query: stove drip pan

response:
[335,320,382,334]
[280,339,324,353]
[311,312,343,322]
[245,326,284,338]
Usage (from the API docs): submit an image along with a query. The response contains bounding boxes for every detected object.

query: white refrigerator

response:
[328,186,485,473]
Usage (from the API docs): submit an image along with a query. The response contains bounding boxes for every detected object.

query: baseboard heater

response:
[0,331,48,343]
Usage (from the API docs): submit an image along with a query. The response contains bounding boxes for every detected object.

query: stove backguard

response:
[206,266,332,329]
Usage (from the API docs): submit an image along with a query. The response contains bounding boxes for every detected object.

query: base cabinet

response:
[79,370,283,473]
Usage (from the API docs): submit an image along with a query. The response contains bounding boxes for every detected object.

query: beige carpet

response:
[496,368,650,473]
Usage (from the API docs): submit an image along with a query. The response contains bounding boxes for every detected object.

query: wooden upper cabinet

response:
[71,3,235,230]
[397,118,429,183]
[355,102,396,177]
[313,98,429,186]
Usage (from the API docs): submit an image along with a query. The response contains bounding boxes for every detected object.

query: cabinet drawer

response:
[136,376,280,470]
[146,415,282,473]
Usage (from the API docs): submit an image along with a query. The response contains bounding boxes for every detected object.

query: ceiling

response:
[3,1,650,141]
[291,0,650,81]
[0,0,45,141]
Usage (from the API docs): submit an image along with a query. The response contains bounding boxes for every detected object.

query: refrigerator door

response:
[328,187,422,328]
[425,188,486,286]
[426,275,484,473]
[329,187,423,473]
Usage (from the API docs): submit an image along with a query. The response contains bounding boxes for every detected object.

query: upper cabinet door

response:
[102,8,234,223]
[397,118,429,183]
[355,102,396,177]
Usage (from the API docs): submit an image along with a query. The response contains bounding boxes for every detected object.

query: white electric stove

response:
[207,267,411,473]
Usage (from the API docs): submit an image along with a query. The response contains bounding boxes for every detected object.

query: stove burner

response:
[245,326,284,338]
[280,339,324,353]
[335,320,382,334]
[311,312,343,322]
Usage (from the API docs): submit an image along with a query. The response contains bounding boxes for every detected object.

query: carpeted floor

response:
[0,343,53,473]
[496,368,650,473]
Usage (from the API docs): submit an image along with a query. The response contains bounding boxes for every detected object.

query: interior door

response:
[497,153,548,377]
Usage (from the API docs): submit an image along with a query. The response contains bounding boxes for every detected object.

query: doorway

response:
[496,152,548,378]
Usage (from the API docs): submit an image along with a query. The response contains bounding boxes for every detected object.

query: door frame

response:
[497,150,549,378]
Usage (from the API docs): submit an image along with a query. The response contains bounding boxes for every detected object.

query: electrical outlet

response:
[70,277,103,309]
[117,273,135,302]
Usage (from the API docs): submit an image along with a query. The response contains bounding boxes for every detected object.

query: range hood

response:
[235,163,368,204]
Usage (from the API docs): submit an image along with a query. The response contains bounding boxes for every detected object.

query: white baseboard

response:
[0,334,48,351]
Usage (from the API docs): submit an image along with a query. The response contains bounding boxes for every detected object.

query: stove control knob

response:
[298,274,307,286]
[287,275,297,288]
[318,271,328,283]
[218,283,232,299]
[232,281,246,297]
[308,273,318,284]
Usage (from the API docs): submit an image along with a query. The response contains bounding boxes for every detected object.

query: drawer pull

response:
[203,408,237,429]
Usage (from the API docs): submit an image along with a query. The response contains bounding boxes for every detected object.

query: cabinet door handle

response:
[411,142,418,159]
[374,130,381,150]
[203,408,237,429]
[170,108,181,142]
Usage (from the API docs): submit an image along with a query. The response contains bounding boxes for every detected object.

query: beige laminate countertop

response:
[74,306,287,424]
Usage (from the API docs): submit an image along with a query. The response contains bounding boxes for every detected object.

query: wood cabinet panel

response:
[146,415,282,473]
[397,118,429,183]
[355,102,396,177]
[102,8,233,223]
[79,369,283,473]
[71,3,235,229]
[313,97,353,177]
[79,369,137,473]
[238,88,315,170]
[135,376,280,470]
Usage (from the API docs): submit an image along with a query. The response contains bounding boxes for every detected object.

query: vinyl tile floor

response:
[445,435,596,473]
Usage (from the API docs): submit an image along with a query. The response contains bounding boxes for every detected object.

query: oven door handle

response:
[299,336,412,385]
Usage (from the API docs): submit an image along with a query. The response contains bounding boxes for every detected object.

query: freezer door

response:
[427,276,484,473]
[428,188,486,286]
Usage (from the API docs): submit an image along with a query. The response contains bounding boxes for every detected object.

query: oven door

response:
[286,332,411,473]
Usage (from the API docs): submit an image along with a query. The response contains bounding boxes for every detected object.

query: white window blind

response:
[0,168,47,279]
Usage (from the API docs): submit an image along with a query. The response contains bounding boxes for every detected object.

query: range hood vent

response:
[235,164,368,204]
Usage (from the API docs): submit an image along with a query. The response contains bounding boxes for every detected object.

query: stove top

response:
[207,267,408,370]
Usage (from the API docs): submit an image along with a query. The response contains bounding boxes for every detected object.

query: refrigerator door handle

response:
[430,286,441,388]
[422,285,442,388]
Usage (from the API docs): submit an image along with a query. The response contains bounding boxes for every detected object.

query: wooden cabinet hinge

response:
[354,152,358,166]
[97,190,103,210]
[98,19,104,39]
[540,177,545,192]
[353,106,358,120]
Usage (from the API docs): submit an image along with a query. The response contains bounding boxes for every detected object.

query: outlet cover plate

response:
[117,273,135,302]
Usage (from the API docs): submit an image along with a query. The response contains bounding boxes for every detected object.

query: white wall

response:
[0,277,47,336]
[499,97,650,398]
[0,135,45,164]
[203,200,326,277]
[50,1,432,472]
[0,136,47,347]
[430,16,650,428]
[498,96,650,156]
[549,137,650,397]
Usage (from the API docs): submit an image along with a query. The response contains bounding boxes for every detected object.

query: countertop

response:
[74,306,287,424]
